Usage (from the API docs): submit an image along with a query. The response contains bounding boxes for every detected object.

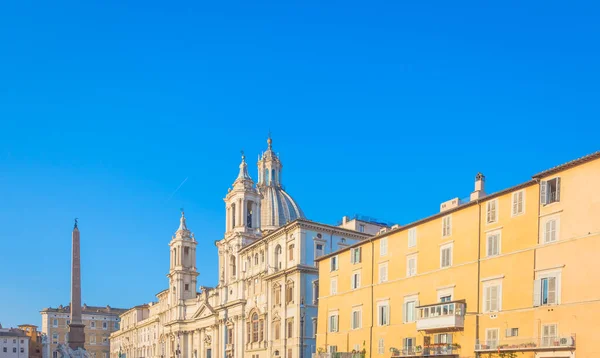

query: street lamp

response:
[300,298,306,358]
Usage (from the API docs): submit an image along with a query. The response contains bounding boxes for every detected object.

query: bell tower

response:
[167,210,198,311]
[257,135,282,188]
[217,152,262,303]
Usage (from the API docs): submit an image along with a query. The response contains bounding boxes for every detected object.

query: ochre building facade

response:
[316,151,600,358]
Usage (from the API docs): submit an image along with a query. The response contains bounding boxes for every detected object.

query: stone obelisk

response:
[68,219,86,350]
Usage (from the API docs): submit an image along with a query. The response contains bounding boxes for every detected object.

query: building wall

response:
[316,153,600,357]
[40,307,125,358]
[0,331,29,358]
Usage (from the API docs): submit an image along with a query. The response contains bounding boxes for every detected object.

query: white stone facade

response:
[0,329,29,358]
[109,138,376,358]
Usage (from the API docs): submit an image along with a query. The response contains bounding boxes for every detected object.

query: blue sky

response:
[1,0,599,328]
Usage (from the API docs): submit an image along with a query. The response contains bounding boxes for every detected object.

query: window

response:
[484,283,502,312]
[287,349,292,358]
[541,324,557,347]
[312,280,319,304]
[378,338,385,354]
[486,199,498,224]
[103,336,108,344]
[440,244,452,268]
[52,334,58,344]
[91,321,96,329]
[407,255,417,277]
[351,271,361,290]
[315,243,324,259]
[403,300,417,323]
[408,227,417,248]
[380,238,388,256]
[287,319,293,338]
[184,283,189,291]
[260,250,264,263]
[442,216,452,237]
[328,313,339,332]
[90,334,96,344]
[534,273,561,306]
[103,322,108,330]
[114,322,119,330]
[540,177,561,205]
[285,281,294,304]
[486,329,499,349]
[53,319,58,327]
[252,313,259,342]
[2,348,5,353]
[275,245,282,270]
[288,244,294,261]
[274,284,281,305]
[486,232,500,257]
[328,346,338,353]
[330,277,338,295]
[543,218,558,243]
[403,337,415,351]
[359,224,365,233]
[330,256,338,271]
[505,328,519,337]
[351,247,362,264]
[377,302,390,326]
[351,308,362,329]
[53,352,58,358]
[378,263,388,283]
[254,254,259,265]
[13,348,16,353]
[434,333,453,344]
[274,320,281,340]
[512,190,525,216]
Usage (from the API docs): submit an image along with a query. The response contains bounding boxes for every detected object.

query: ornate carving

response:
[203,335,212,347]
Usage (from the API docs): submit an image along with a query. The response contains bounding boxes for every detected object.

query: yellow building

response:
[316,151,600,358]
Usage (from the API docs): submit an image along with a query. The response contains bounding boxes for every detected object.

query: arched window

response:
[231,203,236,228]
[260,250,265,263]
[252,313,259,342]
[273,320,281,340]
[265,168,269,185]
[271,169,275,184]
[230,255,236,278]
[275,245,282,270]
[254,254,259,265]
[247,202,253,228]
[259,318,264,341]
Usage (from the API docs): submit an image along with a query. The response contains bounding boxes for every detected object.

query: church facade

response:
[110,138,381,358]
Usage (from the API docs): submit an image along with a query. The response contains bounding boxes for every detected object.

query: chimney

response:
[342,216,348,225]
[470,172,486,200]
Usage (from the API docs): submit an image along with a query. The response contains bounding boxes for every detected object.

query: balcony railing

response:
[390,344,459,357]
[416,301,465,332]
[475,335,575,352]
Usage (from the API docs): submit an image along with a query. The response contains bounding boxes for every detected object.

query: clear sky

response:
[1,0,599,328]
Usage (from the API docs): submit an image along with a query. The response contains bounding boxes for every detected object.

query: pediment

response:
[192,301,216,319]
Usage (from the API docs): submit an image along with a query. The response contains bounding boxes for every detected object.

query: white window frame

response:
[359,224,365,233]
[378,262,388,283]
[486,199,498,224]
[541,324,558,347]
[440,243,453,268]
[534,269,562,306]
[486,230,501,257]
[330,277,338,295]
[408,227,417,248]
[403,337,415,350]
[52,319,58,328]
[403,295,418,323]
[351,307,362,330]
[328,312,339,333]
[483,280,502,313]
[511,190,525,216]
[330,256,339,271]
[380,237,388,256]
[437,287,454,302]
[485,328,499,349]
[442,216,452,237]
[351,270,361,290]
[377,300,390,326]
[378,338,385,354]
[540,177,561,205]
[542,216,560,243]
[351,247,362,264]
[314,241,325,260]
[406,255,417,277]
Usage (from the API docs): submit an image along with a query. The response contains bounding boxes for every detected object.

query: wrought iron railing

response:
[475,335,575,351]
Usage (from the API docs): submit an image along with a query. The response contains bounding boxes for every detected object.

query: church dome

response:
[260,185,305,230]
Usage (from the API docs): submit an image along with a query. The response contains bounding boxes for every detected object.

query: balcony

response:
[475,335,575,352]
[391,345,459,357]
[416,301,465,333]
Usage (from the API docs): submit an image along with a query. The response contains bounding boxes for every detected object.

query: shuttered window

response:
[407,256,417,277]
[408,228,417,247]
[486,199,498,224]
[512,190,525,216]
[379,263,388,283]
[487,232,500,257]
[484,284,502,312]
